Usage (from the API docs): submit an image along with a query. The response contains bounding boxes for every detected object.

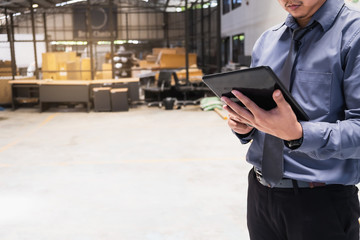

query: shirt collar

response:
[284,0,345,31]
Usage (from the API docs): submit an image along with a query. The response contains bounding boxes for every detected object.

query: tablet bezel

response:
[202,66,309,121]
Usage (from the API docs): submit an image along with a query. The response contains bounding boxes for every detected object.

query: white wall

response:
[222,0,360,61]
[221,0,287,58]
[345,0,360,10]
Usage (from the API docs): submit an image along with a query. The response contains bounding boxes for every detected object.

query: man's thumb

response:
[273,89,287,108]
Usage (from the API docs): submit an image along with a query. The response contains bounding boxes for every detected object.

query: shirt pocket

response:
[294,71,333,120]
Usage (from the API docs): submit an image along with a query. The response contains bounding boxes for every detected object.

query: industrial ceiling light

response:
[210,1,217,7]
[56,0,86,7]
[50,41,87,45]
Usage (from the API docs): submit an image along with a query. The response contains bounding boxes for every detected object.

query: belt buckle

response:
[254,169,262,181]
[256,173,262,183]
[254,169,271,188]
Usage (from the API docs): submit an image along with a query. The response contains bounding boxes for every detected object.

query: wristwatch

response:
[285,136,303,149]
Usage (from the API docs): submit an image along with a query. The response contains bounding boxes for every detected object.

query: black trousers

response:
[247,168,360,240]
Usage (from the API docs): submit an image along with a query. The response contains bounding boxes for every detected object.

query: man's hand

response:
[221,89,303,141]
[222,104,254,135]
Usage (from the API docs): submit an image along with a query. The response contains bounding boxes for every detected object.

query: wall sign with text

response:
[73,7,118,39]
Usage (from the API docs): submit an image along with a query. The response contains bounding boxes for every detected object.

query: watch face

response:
[290,141,300,147]
[287,137,303,149]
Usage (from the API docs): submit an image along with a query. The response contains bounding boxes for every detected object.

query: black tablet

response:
[202,66,309,121]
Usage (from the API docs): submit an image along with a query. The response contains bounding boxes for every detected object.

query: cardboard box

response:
[152,48,186,56]
[66,57,82,80]
[139,60,159,69]
[0,78,12,104]
[145,55,158,62]
[174,47,186,54]
[95,71,103,80]
[102,63,112,79]
[176,67,203,83]
[0,67,13,76]
[0,60,11,68]
[159,53,197,68]
[42,52,77,80]
[42,52,58,79]
[57,62,68,80]
[81,58,91,80]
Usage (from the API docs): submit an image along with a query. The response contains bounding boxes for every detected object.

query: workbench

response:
[39,80,91,112]
[9,80,42,110]
[9,78,140,112]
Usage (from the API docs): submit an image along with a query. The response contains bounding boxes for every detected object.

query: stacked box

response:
[0,78,12,104]
[81,58,91,80]
[102,63,112,79]
[42,52,77,80]
[67,57,82,80]
[159,53,197,68]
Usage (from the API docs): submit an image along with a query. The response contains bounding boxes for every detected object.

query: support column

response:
[164,12,169,48]
[185,0,189,83]
[200,0,205,70]
[125,13,129,42]
[208,0,211,69]
[216,0,221,72]
[43,13,49,52]
[30,1,39,79]
[5,9,17,79]
[109,0,115,79]
[86,0,94,80]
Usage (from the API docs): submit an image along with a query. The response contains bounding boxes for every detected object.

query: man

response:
[221,0,360,239]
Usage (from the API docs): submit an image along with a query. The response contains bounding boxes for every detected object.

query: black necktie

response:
[261,22,317,187]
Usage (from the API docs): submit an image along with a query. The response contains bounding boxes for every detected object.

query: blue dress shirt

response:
[239,0,360,185]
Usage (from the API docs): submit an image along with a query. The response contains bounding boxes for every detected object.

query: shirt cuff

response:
[233,128,256,144]
[293,121,325,152]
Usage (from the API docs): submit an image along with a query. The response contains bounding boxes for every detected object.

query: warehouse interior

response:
[1,0,360,239]
[0,0,226,112]
[0,0,253,239]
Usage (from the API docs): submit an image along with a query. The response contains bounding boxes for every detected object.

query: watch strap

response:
[284,136,303,150]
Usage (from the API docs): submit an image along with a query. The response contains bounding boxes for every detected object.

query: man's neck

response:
[296,17,311,28]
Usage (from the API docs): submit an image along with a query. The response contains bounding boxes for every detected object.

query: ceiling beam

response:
[34,0,55,8]
[163,0,170,11]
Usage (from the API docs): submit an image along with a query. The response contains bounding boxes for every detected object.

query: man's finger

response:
[231,90,263,115]
[272,90,291,112]
[224,105,245,121]
[221,95,254,121]
[223,104,254,127]
[228,118,254,134]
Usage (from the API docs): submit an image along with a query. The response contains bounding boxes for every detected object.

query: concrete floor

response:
[0,105,251,240]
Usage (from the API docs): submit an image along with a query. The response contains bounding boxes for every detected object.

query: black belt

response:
[254,168,326,188]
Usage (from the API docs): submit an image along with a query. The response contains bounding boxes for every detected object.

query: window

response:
[232,33,245,63]
[221,37,230,66]
[223,0,231,14]
[232,0,242,9]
